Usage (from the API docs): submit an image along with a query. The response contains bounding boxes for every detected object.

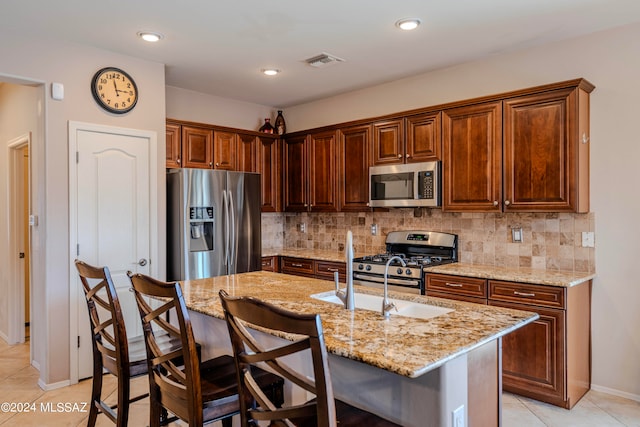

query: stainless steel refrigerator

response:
[167,168,261,281]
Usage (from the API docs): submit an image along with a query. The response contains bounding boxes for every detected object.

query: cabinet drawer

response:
[426,274,487,298]
[280,257,314,276]
[314,261,346,282]
[261,256,278,272]
[489,281,565,309]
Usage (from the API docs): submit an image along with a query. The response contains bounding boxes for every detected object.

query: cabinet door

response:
[489,300,566,405]
[442,101,502,211]
[283,134,309,212]
[405,112,441,162]
[236,133,258,172]
[372,119,404,165]
[503,87,583,212]
[166,123,181,168]
[258,137,281,212]
[182,126,213,168]
[339,125,371,211]
[309,130,338,212]
[213,131,236,170]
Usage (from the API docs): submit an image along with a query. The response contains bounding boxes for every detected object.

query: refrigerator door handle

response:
[228,191,236,269]
[222,189,229,266]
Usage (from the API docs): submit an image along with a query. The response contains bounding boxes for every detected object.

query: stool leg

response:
[87,369,103,427]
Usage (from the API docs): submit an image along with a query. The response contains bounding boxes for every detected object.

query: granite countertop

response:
[262,248,350,263]
[181,271,537,379]
[425,263,595,288]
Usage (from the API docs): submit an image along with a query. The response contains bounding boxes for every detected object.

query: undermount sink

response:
[310,291,453,320]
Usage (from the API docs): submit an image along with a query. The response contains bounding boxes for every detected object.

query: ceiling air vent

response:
[304,52,346,68]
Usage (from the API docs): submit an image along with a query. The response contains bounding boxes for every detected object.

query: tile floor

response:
[1,338,639,426]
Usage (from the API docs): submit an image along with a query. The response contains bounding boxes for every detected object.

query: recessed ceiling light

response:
[395,18,421,31]
[261,69,280,76]
[137,31,163,42]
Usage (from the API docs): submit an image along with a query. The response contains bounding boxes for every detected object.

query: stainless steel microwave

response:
[369,161,441,208]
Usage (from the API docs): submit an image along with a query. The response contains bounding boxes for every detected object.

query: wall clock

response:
[91,67,138,114]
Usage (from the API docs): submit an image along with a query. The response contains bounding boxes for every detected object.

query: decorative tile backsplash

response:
[262,209,595,273]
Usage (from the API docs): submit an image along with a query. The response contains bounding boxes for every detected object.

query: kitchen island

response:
[180,271,538,426]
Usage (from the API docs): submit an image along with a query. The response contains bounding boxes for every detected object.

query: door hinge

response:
[77,336,80,348]
[19,252,25,259]
[77,244,79,256]
[76,151,79,164]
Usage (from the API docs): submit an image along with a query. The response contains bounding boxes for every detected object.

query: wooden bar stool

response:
[128,273,284,427]
[219,289,401,427]
[75,260,153,427]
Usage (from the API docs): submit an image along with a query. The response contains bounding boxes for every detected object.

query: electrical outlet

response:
[452,405,465,427]
[299,223,306,233]
[511,227,523,243]
[582,231,595,247]
[371,224,378,236]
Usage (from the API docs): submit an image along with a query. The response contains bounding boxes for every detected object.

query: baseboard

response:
[591,383,640,403]
[37,378,71,391]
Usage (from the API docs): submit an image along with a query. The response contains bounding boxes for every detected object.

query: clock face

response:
[91,67,138,114]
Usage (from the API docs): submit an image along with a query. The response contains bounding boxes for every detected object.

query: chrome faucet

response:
[382,255,406,318]
[335,230,355,310]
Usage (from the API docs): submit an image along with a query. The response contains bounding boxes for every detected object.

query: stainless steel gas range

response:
[352,230,458,294]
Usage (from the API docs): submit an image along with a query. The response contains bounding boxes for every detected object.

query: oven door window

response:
[371,172,414,200]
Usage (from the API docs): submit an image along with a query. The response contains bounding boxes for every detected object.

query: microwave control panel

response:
[418,171,434,199]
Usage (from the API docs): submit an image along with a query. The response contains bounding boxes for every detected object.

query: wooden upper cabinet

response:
[442,101,503,212]
[372,119,404,165]
[258,136,281,212]
[405,111,441,162]
[213,131,236,170]
[236,133,258,172]
[283,134,309,212]
[339,124,371,211]
[166,123,181,168]
[182,126,213,169]
[308,130,338,212]
[503,85,590,212]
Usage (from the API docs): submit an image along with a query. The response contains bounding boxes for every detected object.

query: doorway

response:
[7,133,31,345]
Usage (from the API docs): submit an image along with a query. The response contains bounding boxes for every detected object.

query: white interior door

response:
[70,123,153,380]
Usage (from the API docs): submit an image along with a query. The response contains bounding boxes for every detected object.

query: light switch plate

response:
[51,82,64,100]
[511,227,523,243]
[582,231,595,247]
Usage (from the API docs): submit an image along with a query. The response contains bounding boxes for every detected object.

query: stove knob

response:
[396,267,403,275]
[405,269,412,275]
[358,264,364,270]
[365,265,372,271]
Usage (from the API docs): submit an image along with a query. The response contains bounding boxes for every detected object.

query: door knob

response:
[138,258,148,267]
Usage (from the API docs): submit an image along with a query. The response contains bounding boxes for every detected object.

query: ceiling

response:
[2,0,640,107]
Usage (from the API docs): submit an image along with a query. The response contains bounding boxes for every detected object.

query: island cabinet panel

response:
[405,111,442,162]
[372,119,404,165]
[280,257,314,277]
[338,124,371,211]
[257,137,281,212]
[166,123,182,168]
[426,273,488,300]
[503,86,589,212]
[488,279,591,409]
[182,126,213,168]
[213,130,236,170]
[442,101,503,212]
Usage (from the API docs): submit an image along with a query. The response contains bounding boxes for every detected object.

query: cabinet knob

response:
[209,162,213,167]
[582,133,590,144]
[493,201,498,206]
[177,158,181,164]
[304,203,308,207]
[398,154,402,158]
[504,200,511,206]
[406,154,411,158]
[215,162,220,167]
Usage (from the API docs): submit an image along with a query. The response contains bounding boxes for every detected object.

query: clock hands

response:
[113,80,119,97]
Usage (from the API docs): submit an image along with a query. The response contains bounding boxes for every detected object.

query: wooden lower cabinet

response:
[426,273,591,409]
[274,256,346,283]
[280,257,315,277]
[314,260,346,283]
[261,256,279,272]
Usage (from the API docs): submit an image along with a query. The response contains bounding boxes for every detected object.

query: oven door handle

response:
[353,273,420,287]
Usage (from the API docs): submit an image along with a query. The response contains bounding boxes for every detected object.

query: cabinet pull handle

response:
[514,291,535,297]
[292,263,304,267]
[327,268,339,272]
[445,282,463,287]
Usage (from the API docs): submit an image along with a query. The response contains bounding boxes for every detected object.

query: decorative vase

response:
[275,110,286,135]
[259,118,274,134]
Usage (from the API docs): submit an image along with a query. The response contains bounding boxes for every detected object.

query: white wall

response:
[166,85,276,130]
[0,36,167,386]
[283,23,640,399]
